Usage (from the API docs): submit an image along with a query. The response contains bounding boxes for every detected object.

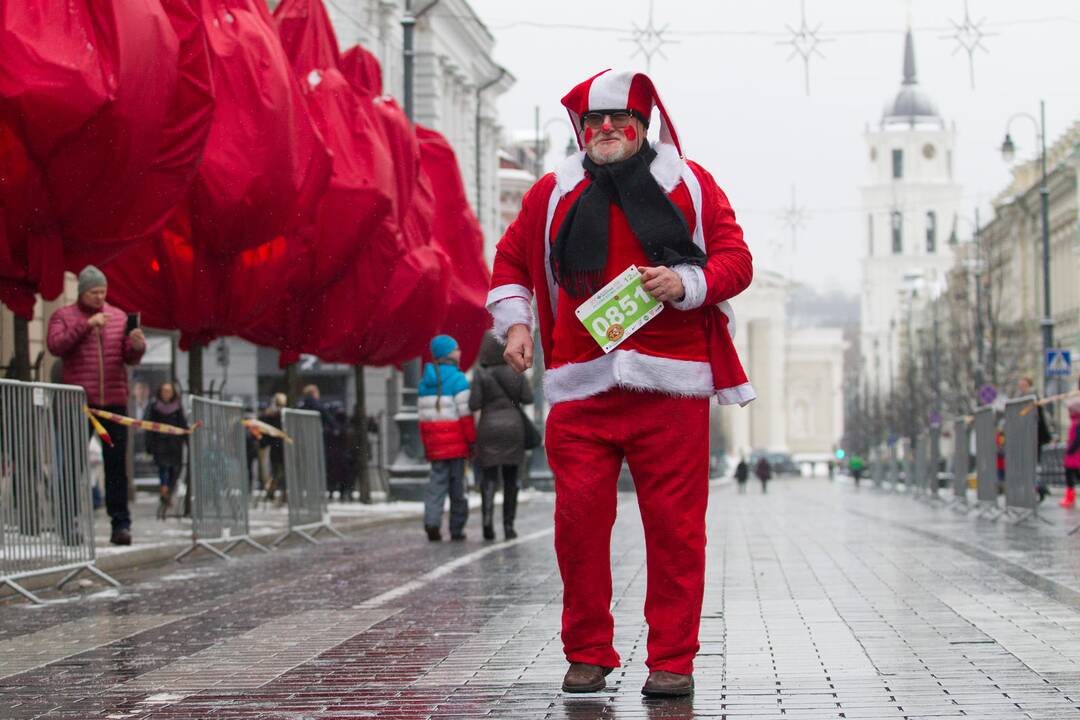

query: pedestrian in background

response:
[1060,379,1080,508]
[326,407,353,501]
[849,454,865,487]
[734,457,749,493]
[260,393,288,504]
[755,456,771,494]
[418,335,476,542]
[46,265,145,545]
[145,382,187,519]
[469,332,533,540]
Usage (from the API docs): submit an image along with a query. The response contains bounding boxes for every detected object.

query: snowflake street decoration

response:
[621,0,678,74]
[942,0,994,89]
[778,0,832,95]
[778,186,809,252]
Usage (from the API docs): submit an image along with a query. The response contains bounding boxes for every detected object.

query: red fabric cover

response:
[546,389,709,674]
[0,0,214,315]
[416,126,491,370]
[241,0,397,360]
[186,0,330,257]
[257,45,450,368]
[0,119,61,317]
[45,302,145,406]
[103,214,301,350]
[103,0,330,347]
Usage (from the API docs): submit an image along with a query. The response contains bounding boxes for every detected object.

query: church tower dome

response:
[881,29,943,128]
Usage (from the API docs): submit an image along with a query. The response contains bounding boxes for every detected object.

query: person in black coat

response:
[734,458,749,494]
[755,456,772,494]
[145,382,188,519]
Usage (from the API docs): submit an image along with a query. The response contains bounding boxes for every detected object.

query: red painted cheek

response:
[623,125,637,142]
[583,127,594,144]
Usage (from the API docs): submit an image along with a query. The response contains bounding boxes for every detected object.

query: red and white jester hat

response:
[560,69,682,156]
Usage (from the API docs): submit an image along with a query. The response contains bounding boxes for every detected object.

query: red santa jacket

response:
[487,142,755,406]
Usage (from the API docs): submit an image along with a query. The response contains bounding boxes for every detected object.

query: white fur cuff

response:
[670,265,707,310]
[489,297,534,342]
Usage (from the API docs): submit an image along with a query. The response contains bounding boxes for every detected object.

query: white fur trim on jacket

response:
[488,297,533,342]
[669,265,707,311]
[716,382,756,407]
[486,283,532,307]
[543,350,714,404]
[553,142,684,196]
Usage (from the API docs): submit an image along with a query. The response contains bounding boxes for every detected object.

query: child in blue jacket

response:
[418,335,476,541]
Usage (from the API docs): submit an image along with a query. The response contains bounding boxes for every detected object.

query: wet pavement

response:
[4,477,1080,719]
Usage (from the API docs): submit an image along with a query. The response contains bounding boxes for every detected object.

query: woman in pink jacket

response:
[46,266,145,545]
[1061,379,1080,508]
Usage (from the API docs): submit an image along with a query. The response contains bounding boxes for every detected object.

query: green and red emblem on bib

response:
[574,266,664,353]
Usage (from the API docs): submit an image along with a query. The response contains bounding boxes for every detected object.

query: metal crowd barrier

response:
[871,448,885,489]
[1002,395,1048,525]
[1040,443,1066,489]
[928,425,942,501]
[951,417,970,508]
[0,379,119,603]
[176,396,268,561]
[913,432,929,497]
[886,444,899,491]
[274,408,343,545]
[973,406,1001,517]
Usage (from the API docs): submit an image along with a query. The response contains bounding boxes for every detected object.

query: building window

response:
[891,211,903,254]
[892,148,903,179]
[867,214,874,256]
[926,211,937,253]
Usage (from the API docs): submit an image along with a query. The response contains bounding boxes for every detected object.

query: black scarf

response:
[551,141,706,298]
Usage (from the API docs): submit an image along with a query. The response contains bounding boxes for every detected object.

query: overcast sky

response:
[467,0,1080,294]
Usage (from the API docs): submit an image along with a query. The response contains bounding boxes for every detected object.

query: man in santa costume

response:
[487,69,754,697]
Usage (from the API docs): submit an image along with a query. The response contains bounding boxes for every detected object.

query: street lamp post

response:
[388,0,441,496]
[526,109,572,486]
[1000,100,1053,388]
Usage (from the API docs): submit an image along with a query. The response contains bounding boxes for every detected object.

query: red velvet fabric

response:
[263,45,451,368]
[104,0,329,347]
[0,0,214,316]
[186,0,330,257]
[416,126,491,370]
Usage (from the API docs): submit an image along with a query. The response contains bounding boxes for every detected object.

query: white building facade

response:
[859,30,963,401]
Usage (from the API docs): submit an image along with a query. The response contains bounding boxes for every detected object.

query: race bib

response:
[574,266,664,353]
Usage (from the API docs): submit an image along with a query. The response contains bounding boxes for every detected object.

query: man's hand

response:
[128,327,146,352]
[87,312,107,330]
[638,266,685,303]
[503,324,533,373]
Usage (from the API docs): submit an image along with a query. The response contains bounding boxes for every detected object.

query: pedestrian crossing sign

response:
[1046,348,1072,378]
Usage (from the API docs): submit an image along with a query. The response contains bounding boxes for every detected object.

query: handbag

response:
[490,368,543,450]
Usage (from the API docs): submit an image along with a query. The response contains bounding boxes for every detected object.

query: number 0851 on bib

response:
[574,266,664,353]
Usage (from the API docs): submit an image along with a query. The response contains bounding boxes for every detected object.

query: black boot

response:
[425,526,442,542]
[503,479,519,540]
[480,475,497,541]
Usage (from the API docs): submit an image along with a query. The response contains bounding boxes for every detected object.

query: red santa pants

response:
[545,387,709,675]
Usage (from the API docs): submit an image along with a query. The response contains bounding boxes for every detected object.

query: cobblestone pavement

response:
[4,478,1080,719]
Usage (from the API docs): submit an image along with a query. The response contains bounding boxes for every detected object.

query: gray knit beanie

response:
[77,265,107,296]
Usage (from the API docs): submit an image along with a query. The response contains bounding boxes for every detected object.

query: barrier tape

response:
[83,406,202,447]
[242,418,294,444]
[1020,389,1080,417]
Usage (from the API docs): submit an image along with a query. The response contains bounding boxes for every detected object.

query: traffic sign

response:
[1046,348,1072,378]
[977,384,997,406]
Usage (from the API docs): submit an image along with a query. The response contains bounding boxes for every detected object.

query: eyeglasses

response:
[582,110,633,130]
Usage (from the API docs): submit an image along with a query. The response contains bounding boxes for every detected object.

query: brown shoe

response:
[641,670,694,697]
[561,662,613,693]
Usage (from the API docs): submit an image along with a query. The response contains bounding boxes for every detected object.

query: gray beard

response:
[587,143,636,165]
